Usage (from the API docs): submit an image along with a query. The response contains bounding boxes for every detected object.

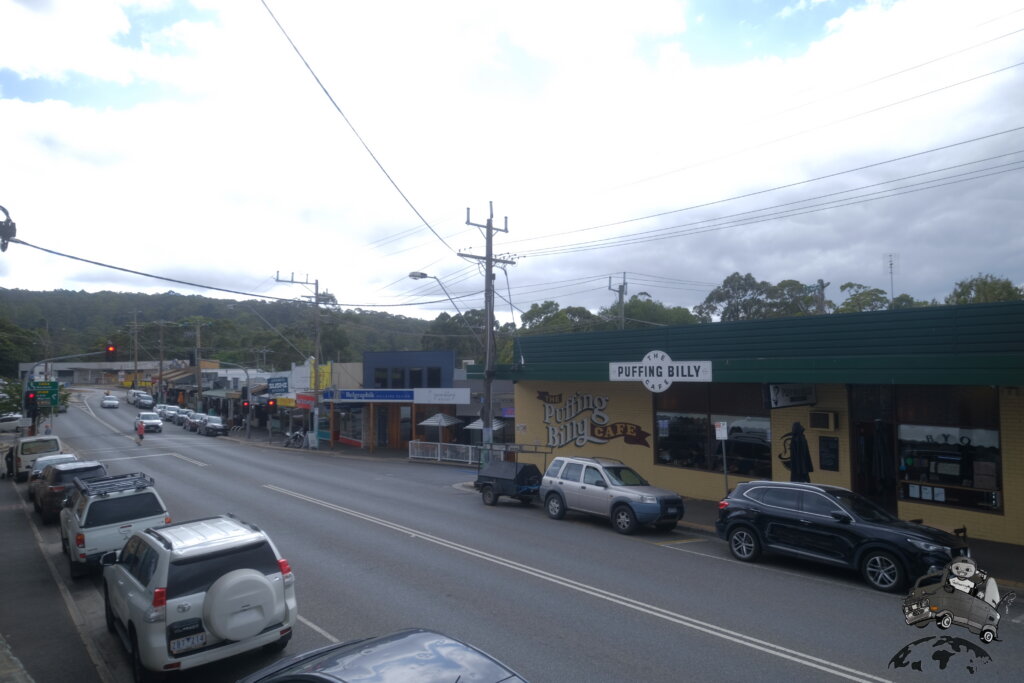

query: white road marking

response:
[265,484,891,682]
[297,615,340,643]
[96,452,208,467]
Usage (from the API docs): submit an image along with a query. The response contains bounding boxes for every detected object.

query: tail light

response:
[163,516,172,524]
[144,587,167,623]
[75,533,85,549]
[48,485,66,493]
[718,500,730,510]
[279,558,295,588]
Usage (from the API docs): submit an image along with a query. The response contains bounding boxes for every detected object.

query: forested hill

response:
[0,289,431,376]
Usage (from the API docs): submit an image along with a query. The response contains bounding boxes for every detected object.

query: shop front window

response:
[896,386,1002,512]
[336,407,363,442]
[655,384,771,477]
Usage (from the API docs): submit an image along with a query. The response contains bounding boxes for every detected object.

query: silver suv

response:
[540,456,685,534]
[102,515,297,681]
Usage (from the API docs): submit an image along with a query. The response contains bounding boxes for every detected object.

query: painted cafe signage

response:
[538,390,650,450]
[609,350,711,393]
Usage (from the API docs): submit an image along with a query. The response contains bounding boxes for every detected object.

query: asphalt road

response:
[7,387,1024,682]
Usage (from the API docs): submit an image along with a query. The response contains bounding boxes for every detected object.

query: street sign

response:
[268,377,289,395]
[30,381,60,406]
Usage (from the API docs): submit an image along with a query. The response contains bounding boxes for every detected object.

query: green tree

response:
[835,282,890,313]
[0,319,36,376]
[695,273,772,322]
[520,301,604,334]
[945,274,1023,305]
[599,293,697,329]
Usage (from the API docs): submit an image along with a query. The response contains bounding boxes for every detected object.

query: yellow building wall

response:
[514,381,857,502]
[769,384,852,490]
[898,386,1024,544]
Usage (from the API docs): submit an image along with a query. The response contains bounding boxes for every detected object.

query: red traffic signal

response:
[105,342,117,361]
[242,400,250,409]
[267,399,276,408]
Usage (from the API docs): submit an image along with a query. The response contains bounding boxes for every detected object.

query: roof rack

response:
[73,472,155,497]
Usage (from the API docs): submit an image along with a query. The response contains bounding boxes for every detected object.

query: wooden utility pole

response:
[461,202,514,447]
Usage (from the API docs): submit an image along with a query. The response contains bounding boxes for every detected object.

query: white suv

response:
[60,473,171,579]
[102,515,297,681]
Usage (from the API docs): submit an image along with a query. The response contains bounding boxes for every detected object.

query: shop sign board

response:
[268,377,289,395]
[413,387,470,404]
[337,389,414,403]
[609,350,711,393]
[768,383,816,408]
[296,393,316,409]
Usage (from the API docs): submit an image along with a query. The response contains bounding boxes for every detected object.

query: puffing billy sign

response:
[609,350,712,393]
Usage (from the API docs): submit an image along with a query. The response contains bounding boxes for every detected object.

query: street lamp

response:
[408,272,483,348]
[409,271,494,447]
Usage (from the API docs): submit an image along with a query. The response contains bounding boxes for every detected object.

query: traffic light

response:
[105,342,117,361]
[242,400,250,409]
[267,399,276,409]
[25,391,38,418]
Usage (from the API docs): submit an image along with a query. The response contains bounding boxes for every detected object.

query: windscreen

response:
[83,492,165,527]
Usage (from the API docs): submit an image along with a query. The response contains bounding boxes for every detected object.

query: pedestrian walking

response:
[136,420,145,445]
[3,447,13,479]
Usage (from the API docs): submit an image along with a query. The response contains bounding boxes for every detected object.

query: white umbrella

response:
[418,413,462,442]
[464,418,504,431]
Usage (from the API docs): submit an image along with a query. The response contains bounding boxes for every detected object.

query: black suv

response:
[716,481,968,592]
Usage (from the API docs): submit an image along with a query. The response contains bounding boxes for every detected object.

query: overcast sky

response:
[1,0,1021,325]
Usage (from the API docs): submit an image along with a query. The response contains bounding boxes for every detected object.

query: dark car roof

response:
[240,629,525,683]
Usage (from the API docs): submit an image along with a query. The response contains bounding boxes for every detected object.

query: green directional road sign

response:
[31,380,60,407]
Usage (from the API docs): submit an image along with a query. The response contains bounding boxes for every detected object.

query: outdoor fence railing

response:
[408,440,481,465]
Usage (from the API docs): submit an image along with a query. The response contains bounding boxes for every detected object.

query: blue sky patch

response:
[0,68,180,109]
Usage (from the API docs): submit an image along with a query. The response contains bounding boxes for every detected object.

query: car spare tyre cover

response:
[203,569,282,641]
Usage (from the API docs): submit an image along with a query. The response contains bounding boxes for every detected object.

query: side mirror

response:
[100,551,118,566]
[63,496,74,508]
[830,512,853,524]
[592,480,607,488]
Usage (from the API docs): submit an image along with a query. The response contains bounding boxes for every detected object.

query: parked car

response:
[135,412,163,433]
[199,415,227,437]
[60,472,170,579]
[102,515,297,679]
[174,409,193,426]
[160,405,180,422]
[153,404,168,417]
[715,480,970,592]
[31,461,108,523]
[135,393,155,409]
[10,435,75,483]
[238,628,527,683]
[539,456,684,534]
[185,413,207,432]
[0,412,23,433]
[26,453,80,500]
[101,395,120,409]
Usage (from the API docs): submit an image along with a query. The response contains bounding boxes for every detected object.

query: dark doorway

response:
[849,386,898,514]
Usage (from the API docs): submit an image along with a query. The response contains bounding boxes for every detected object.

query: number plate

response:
[169,632,207,654]
[666,507,678,515]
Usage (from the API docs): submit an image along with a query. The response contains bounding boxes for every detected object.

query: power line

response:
[7,237,464,309]
[260,0,456,254]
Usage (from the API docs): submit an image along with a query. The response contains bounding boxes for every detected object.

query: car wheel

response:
[545,493,566,520]
[68,550,87,579]
[937,613,953,630]
[612,505,638,535]
[130,630,157,682]
[728,526,762,562]
[980,628,995,643]
[861,550,905,592]
[481,486,497,506]
[204,569,281,641]
[104,586,116,634]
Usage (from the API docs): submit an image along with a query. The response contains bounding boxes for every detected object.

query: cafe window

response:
[655,384,771,477]
[896,386,1002,512]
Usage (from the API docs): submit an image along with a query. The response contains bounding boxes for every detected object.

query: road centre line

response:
[264,485,890,683]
